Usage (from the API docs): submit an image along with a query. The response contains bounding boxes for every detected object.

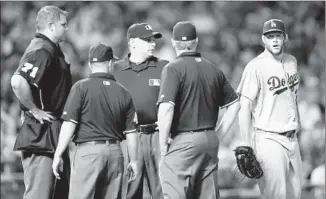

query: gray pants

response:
[21,152,55,199]
[159,130,220,199]
[121,131,163,199]
[21,151,70,199]
[69,141,124,199]
[254,131,303,199]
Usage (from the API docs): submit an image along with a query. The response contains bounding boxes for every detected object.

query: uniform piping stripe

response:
[125,129,136,133]
[33,83,44,110]
[221,97,239,108]
[69,119,78,124]
[124,129,137,133]
[169,101,175,106]
[237,93,255,102]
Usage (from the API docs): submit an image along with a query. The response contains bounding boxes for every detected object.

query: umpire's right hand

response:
[127,161,139,182]
[52,155,64,179]
[30,108,55,124]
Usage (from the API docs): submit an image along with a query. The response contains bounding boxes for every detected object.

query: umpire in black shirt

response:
[113,23,168,199]
[11,6,71,199]
[157,21,240,199]
[52,44,139,199]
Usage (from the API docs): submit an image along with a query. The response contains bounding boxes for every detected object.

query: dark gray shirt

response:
[113,54,169,124]
[61,73,137,142]
[157,52,239,136]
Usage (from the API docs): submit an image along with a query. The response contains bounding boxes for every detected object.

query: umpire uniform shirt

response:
[61,72,136,142]
[14,33,72,118]
[113,54,169,124]
[158,52,239,136]
[13,33,72,152]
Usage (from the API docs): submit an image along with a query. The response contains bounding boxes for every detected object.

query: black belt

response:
[178,127,215,133]
[278,130,296,138]
[137,124,157,134]
[76,140,119,146]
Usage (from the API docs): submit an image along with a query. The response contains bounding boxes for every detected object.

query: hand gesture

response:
[160,143,169,156]
[127,161,138,183]
[30,109,55,124]
[52,156,63,179]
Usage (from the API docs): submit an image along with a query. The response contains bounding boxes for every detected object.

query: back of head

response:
[36,5,68,32]
[172,21,197,41]
[88,43,116,72]
[89,43,114,63]
[172,21,198,51]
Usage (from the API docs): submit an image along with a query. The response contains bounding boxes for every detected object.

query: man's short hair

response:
[173,39,197,51]
[36,5,68,32]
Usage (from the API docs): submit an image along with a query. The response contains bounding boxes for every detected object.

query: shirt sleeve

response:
[236,63,260,101]
[157,64,180,106]
[124,96,137,133]
[14,49,52,87]
[219,72,239,108]
[61,82,84,124]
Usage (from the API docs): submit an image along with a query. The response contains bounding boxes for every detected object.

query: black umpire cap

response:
[89,43,117,63]
[127,23,162,40]
[263,19,286,35]
[172,21,197,41]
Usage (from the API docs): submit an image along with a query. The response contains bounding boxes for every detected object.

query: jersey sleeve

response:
[236,62,260,101]
[124,96,137,133]
[219,73,239,108]
[14,49,52,87]
[61,82,84,124]
[157,64,180,106]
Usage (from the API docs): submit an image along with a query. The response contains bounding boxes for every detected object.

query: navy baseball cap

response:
[127,23,162,40]
[263,19,286,35]
[172,21,197,41]
[89,43,115,63]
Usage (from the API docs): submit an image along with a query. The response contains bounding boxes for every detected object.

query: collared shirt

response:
[237,50,299,132]
[14,33,72,117]
[113,54,169,124]
[158,52,239,135]
[61,72,137,142]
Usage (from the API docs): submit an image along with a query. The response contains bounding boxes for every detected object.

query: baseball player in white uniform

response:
[237,19,303,199]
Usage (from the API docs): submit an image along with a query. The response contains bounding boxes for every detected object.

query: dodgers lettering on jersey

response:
[267,73,299,95]
[237,51,299,133]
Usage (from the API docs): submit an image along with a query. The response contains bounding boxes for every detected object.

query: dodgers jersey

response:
[237,50,300,133]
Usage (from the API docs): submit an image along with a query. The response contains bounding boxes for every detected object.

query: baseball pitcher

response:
[236,19,303,199]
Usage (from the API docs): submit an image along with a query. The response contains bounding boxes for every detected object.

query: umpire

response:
[113,23,168,199]
[157,21,240,199]
[10,5,71,199]
[52,44,139,199]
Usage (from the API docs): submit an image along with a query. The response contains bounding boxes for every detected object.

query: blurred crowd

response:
[1,1,325,198]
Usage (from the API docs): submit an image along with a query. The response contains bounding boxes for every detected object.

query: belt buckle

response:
[137,125,143,132]
[140,126,146,132]
[138,125,153,134]
[142,128,151,134]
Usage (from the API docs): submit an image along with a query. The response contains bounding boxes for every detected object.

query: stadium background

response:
[1,1,325,199]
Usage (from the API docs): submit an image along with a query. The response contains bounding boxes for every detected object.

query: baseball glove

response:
[234,146,263,179]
